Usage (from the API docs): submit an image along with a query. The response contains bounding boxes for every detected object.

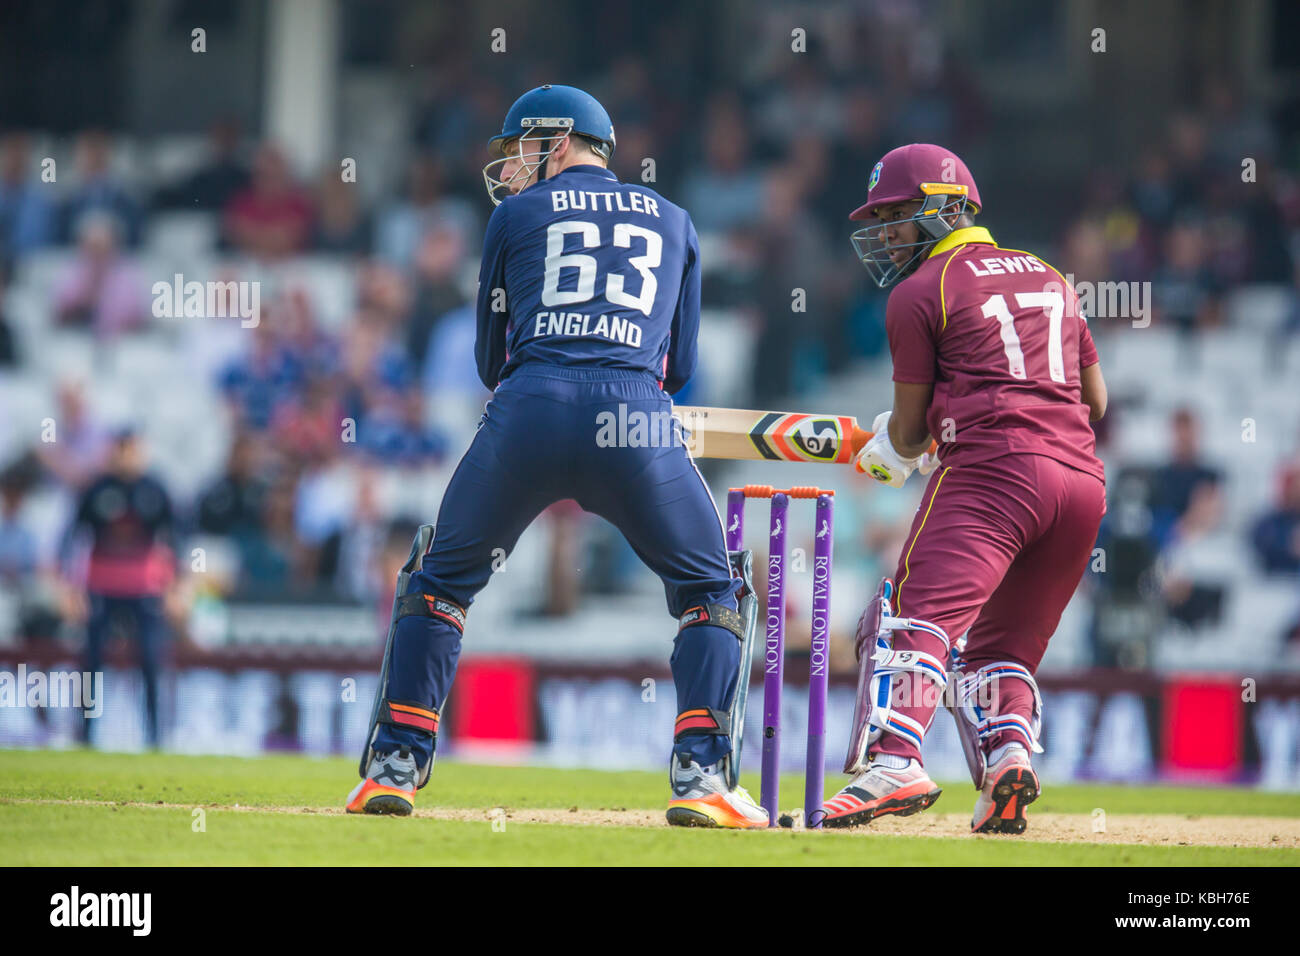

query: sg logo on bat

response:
[752,413,852,464]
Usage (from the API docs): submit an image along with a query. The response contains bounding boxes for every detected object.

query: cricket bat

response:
[672,405,873,464]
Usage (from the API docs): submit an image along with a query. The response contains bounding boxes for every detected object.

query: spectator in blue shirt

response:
[0,133,56,261]
[1253,463,1300,574]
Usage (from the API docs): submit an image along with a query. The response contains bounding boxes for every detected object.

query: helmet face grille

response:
[849,194,969,288]
[483,86,617,205]
[481,127,570,206]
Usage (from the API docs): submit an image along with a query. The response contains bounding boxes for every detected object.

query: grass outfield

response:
[2,749,1298,866]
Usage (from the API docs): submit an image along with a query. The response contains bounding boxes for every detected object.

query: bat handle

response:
[849,428,939,459]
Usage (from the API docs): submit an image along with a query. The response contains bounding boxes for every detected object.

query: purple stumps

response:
[761,492,789,825]
[725,489,745,552]
[725,484,834,829]
[805,493,833,827]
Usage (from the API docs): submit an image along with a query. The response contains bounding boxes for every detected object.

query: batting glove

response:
[853,412,921,488]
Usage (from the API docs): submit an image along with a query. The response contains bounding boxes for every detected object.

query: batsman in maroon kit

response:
[820,144,1108,834]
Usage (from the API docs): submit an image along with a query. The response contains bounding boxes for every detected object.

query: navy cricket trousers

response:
[84,593,167,747]
[373,365,743,770]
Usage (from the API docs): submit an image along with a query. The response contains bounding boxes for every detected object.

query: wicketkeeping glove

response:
[853,412,922,488]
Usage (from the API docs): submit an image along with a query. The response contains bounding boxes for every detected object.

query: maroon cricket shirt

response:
[886,226,1104,483]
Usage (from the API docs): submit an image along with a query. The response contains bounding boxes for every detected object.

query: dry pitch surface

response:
[3,750,1298,865]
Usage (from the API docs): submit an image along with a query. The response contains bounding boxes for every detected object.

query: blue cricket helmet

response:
[483,84,617,206]
[486,84,616,160]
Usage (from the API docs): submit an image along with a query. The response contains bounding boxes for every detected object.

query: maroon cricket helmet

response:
[849,143,982,221]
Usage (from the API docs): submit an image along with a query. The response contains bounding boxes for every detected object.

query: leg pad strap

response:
[377,699,440,738]
[949,661,1044,789]
[674,707,730,742]
[678,603,745,641]
[955,661,1044,753]
[396,593,467,634]
[844,578,952,773]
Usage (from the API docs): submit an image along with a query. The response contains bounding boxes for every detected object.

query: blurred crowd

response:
[1090,406,1300,666]
[1053,79,1300,664]
[0,125,478,636]
[0,4,1298,671]
[1057,79,1297,329]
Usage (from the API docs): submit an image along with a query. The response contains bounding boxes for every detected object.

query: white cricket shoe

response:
[346,747,419,816]
[665,754,769,829]
[819,754,942,828]
[971,744,1040,835]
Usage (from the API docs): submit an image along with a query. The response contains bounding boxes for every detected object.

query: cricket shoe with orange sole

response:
[819,754,942,828]
[971,744,1039,835]
[665,754,769,828]
[346,747,419,815]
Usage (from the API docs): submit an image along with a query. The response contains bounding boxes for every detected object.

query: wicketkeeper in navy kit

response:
[349,85,767,827]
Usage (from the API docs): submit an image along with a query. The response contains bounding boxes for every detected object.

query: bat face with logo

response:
[671,406,872,463]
